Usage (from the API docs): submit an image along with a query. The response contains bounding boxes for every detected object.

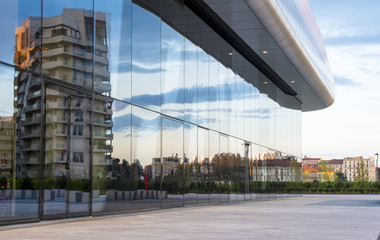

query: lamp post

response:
[375,153,379,182]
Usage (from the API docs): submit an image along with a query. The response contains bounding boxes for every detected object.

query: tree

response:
[317,160,335,181]
[289,159,302,182]
[354,160,369,182]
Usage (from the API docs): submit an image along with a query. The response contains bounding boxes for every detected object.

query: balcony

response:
[24,102,41,112]
[46,129,67,138]
[93,133,113,140]
[20,116,41,125]
[55,156,65,163]
[46,115,67,123]
[29,78,41,88]
[95,55,109,65]
[95,158,112,165]
[26,157,39,165]
[42,47,65,58]
[46,143,67,151]
[93,119,113,127]
[19,129,40,139]
[94,81,111,93]
[46,102,66,109]
[26,90,41,100]
[94,68,110,79]
[19,143,40,151]
[93,106,112,115]
[93,144,113,153]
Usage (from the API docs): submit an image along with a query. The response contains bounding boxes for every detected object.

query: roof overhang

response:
[204,0,335,111]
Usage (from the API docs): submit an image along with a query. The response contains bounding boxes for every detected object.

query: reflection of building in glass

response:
[254,157,301,182]
[15,9,112,179]
[0,117,15,189]
[14,16,42,178]
[152,155,180,179]
[0,0,336,225]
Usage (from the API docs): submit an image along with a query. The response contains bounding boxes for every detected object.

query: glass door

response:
[43,85,91,219]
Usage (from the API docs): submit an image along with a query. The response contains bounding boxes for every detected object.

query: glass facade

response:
[0,0,304,225]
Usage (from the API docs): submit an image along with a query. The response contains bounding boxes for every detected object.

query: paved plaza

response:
[1,194,380,240]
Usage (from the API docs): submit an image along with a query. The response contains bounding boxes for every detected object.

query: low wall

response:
[105,190,167,201]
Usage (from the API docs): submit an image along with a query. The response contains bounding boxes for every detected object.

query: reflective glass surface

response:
[197,127,208,204]
[92,99,131,214]
[219,135,229,203]
[0,0,41,222]
[184,39,198,124]
[131,3,161,112]
[131,106,161,210]
[0,0,305,225]
[161,23,184,120]
[42,0,94,90]
[43,85,91,217]
[208,130,219,204]
[95,0,132,98]
[184,123,197,206]
[0,64,40,221]
[161,118,184,208]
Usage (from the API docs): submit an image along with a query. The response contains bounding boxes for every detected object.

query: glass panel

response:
[250,144,259,200]
[256,146,269,200]
[131,106,160,210]
[44,85,91,216]
[197,49,208,128]
[208,130,219,204]
[184,123,197,206]
[0,0,42,223]
[184,39,198,124]
[208,56,219,131]
[0,63,41,222]
[95,0,131,98]
[229,71,237,138]
[0,0,41,65]
[243,82,251,141]
[92,99,131,214]
[244,142,251,201]
[42,0,94,90]
[161,118,183,209]
[228,137,238,202]
[236,76,244,139]
[197,127,208,204]
[161,23,184,120]
[219,135,229,203]
[219,65,229,134]
[131,3,160,111]
[236,139,245,201]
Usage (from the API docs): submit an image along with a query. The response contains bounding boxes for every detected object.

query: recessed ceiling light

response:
[228,52,233,56]
[263,50,268,54]
[291,81,295,83]
[264,82,268,84]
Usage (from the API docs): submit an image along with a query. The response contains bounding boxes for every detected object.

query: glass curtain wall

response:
[0,0,303,224]
[0,0,41,223]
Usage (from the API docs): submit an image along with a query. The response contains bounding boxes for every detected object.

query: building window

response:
[73,152,83,163]
[73,125,83,136]
[74,111,83,122]
[51,28,67,37]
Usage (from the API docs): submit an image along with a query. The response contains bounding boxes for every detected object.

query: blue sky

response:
[303,0,380,160]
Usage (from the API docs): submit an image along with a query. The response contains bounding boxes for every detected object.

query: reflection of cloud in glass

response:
[113,83,260,113]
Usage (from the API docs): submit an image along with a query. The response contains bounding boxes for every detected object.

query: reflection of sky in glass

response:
[0,66,14,116]
[0,0,41,64]
[0,0,302,159]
